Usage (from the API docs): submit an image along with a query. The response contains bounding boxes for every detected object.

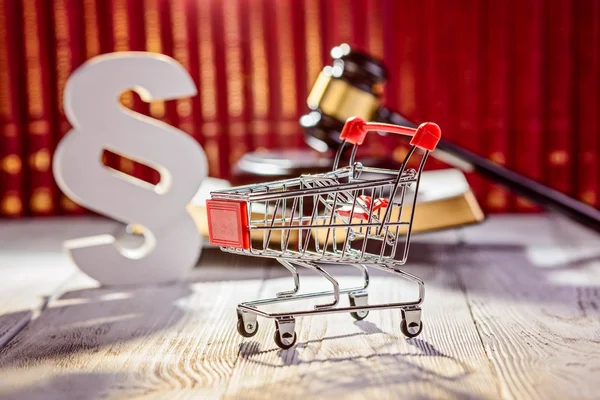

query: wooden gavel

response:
[300,43,600,234]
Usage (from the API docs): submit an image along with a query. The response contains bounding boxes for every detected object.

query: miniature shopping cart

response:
[206,117,441,349]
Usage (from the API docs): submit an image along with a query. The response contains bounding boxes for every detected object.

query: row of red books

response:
[1,0,598,217]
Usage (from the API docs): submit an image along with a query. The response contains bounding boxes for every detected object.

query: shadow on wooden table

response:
[229,352,476,399]
[239,320,469,369]
[0,281,193,368]
[232,322,475,399]
[0,250,268,365]
[0,284,192,399]
[253,240,600,301]
[0,310,33,348]
[1,239,598,399]
[0,249,276,399]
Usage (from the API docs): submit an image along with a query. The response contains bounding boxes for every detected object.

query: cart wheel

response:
[274,329,297,350]
[237,318,259,338]
[351,311,369,321]
[349,295,369,321]
[401,319,423,338]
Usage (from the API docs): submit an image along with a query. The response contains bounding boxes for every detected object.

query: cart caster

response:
[349,291,369,321]
[274,317,297,349]
[236,310,259,338]
[401,307,423,338]
[274,329,297,350]
[401,319,423,338]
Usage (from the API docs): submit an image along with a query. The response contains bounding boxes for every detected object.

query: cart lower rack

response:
[207,117,441,349]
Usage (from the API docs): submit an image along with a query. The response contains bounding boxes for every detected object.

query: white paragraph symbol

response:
[53,53,207,285]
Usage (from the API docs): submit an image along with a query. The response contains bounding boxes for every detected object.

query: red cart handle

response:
[339,116,441,151]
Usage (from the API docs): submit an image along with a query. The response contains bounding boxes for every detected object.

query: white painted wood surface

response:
[457,216,600,400]
[0,215,598,399]
[0,218,118,347]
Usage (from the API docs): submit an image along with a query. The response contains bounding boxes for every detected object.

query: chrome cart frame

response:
[206,118,441,349]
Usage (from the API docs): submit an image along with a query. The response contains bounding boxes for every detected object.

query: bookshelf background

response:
[0,0,598,217]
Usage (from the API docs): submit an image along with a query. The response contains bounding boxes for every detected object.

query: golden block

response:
[187,189,484,247]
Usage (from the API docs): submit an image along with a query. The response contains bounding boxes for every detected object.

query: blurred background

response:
[0,0,598,218]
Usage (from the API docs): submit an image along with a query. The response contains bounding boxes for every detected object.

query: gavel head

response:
[300,43,389,152]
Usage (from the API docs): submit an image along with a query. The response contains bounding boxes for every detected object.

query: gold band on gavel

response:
[307,72,381,122]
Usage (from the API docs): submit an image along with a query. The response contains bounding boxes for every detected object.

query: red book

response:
[484,0,511,213]
[575,1,599,208]
[21,0,57,216]
[302,0,323,93]
[0,0,26,218]
[82,0,102,60]
[350,0,369,51]
[239,0,255,151]
[243,0,272,154]
[366,0,383,61]
[512,0,544,212]
[262,0,282,152]
[170,0,199,142]
[183,0,203,150]
[221,0,249,166]
[382,0,429,169]
[544,0,574,197]
[291,0,308,148]
[356,0,384,158]
[418,0,453,173]
[453,0,485,203]
[210,0,231,178]
[51,0,87,215]
[319,0,347,64]
[157,0,179,132]
[318,0,333,65]
[143,0,165,126]
[382,0,401,114]
[196,0,223,177]
[274,0,302,148]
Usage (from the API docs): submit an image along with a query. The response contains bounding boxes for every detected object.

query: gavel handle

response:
[379,107,600,234]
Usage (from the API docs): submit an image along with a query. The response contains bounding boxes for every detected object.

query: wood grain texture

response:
[456,216,600,400]
[223,249,500,400]
[0,252,271,399]
[0,217,119,347]
[0,215,598,399]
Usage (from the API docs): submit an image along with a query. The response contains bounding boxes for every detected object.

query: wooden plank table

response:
[0,215,598,399]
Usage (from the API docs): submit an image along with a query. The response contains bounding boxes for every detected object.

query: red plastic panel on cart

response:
[206,199,250,249]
